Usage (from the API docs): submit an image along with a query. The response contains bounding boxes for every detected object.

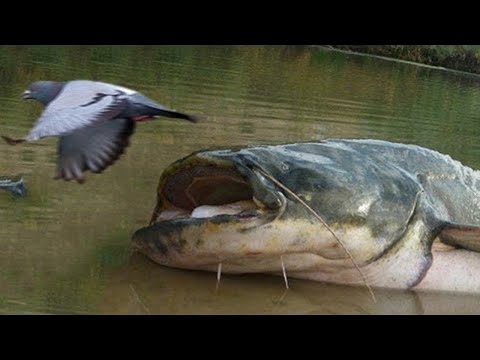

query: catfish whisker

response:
[215,262,222,293]
[129,284,150,314]
[253,166,377,303]
[280,255,289,289]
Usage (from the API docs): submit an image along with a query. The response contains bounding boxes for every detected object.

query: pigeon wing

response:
[26,81,128,141]
[56,118,135,182]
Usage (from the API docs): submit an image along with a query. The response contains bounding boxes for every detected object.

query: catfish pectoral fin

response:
[440,222,480,252]
[1,135,26,145]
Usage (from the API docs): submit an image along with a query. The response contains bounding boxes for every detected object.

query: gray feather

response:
[15,79,197,183]
[56,118,135,182]
[27,81,129,140]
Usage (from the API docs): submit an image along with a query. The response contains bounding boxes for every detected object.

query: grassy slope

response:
[329,45,480,74]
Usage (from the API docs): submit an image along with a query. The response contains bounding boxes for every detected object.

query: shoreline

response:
[319,45,480,75]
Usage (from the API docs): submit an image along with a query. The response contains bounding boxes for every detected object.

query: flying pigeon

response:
[2,80,198,183]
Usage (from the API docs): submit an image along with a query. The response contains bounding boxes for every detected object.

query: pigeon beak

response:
[22,90,32,100]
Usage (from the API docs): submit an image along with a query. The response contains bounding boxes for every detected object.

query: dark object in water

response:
[0,177,27,197]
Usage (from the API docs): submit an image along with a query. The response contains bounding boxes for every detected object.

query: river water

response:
[1,45,480,314]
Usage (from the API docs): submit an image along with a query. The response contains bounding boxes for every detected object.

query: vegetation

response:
[327,45,480,74]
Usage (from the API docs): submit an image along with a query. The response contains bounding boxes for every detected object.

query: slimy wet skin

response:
[132,140,480,293]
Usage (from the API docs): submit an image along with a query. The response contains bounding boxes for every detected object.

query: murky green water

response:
[2,45,480,314]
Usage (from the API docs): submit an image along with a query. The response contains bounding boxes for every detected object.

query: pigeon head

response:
[23,81,65,105]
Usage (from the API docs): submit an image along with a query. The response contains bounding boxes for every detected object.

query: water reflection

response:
[92,253,480,315]
[2,45,480,314]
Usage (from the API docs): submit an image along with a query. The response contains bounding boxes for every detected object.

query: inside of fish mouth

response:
[155,163,278,222]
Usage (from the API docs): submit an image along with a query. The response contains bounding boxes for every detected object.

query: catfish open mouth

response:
[131,152,287,272]
[147,154,281,226]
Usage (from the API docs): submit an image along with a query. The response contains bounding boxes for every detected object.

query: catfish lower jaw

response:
[131,208,280,268]
[132,149,292,268]
[131,211,370,275]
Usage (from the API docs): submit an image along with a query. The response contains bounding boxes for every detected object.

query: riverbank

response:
[325,45,480,75]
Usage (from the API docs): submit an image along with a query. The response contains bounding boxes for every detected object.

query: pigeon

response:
[2,80,198,183]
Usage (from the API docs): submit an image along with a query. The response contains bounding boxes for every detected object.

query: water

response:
[2,45,480,314]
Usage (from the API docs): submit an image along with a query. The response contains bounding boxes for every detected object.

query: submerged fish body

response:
[132,140,480,293]
[0,177,26,197]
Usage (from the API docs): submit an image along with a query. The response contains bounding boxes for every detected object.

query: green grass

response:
[328,45,480,74]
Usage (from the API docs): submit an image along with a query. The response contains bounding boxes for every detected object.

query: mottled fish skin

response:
[132,139,480,291]
[207,139,480,228]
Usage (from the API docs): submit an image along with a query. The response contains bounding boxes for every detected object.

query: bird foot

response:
[1,135,26,145]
